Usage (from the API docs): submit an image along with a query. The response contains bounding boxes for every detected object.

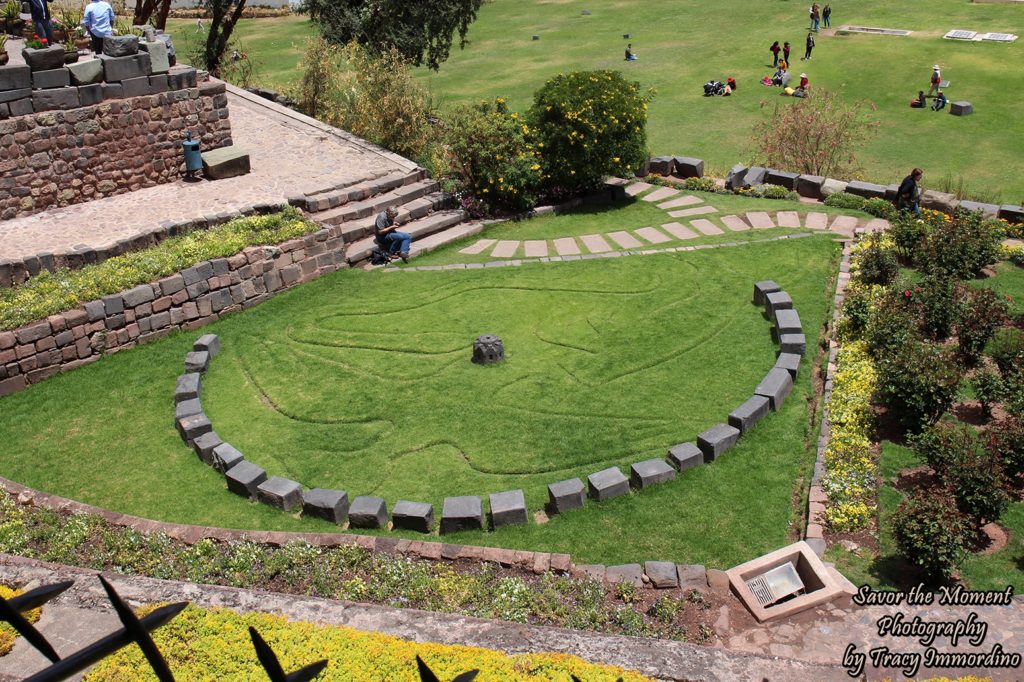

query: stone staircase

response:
[302,169,481,268]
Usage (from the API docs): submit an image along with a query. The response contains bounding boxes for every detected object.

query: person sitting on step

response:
[374,207,411,263]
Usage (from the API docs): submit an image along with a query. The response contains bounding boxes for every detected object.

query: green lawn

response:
[172,1,1024,200]
[828,440,1024,591]
[0,234,839,567]
[973,260,1024,317]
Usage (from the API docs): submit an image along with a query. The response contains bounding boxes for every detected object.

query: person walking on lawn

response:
[927,64,942,96]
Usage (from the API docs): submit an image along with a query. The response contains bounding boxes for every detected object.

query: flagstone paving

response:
[523,240,549,257]
[460,238,497,255]
[776,211,801,228]
[624,182,654,197]
[721,215,751,231]
[580,234,614,253]
[746,212,775,229]
[829,215,859,236]
[553,237,582,256]
[657,195,704,210]
[635,227,672,244]
[660,222,699,240]
[668,206,718,218]
[607,231,644,249]
[863,218,891,232]
[691,219,724,236]
[490,240,521,258]
[642,187,680,203]
[805,212,829,230]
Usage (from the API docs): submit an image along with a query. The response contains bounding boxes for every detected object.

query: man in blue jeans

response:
[28,0,54,45]
[374,207,411,263]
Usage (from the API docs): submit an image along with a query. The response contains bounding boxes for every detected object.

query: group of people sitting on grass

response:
[761,61,809,97]
[910,90,948,110]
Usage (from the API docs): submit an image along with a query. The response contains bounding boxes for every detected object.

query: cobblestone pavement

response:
[0,85,414,263]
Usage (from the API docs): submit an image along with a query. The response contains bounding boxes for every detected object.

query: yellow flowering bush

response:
[0,585,41,656]
[83,604,653,681]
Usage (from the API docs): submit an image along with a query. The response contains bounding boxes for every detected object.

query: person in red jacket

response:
[770,41,781,67]
[795,73,810,97]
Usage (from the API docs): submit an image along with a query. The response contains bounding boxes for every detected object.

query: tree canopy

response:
[303,0,484,70]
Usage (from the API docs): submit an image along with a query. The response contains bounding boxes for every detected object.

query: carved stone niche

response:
[472,334,504,364]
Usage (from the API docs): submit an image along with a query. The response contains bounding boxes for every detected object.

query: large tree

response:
[303,0,484,70]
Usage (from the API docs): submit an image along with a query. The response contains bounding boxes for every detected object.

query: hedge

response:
[83,604,652,681]
[0,209,319,331]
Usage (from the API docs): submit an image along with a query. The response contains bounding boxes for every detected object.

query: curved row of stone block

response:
[175,283,804,535]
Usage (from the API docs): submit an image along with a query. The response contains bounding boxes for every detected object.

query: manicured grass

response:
[827,440,1024,591]
[0,234,838,566]
[175,3,1024,199]
[972,260,1024,317]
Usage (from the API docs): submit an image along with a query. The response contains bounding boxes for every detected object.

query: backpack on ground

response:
[703,80,723,96]
[370,246,392,265]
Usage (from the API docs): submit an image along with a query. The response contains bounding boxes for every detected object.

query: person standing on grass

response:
[897,168,924,217]
[783,41,792,64]
[803,32,815,60]
[811,4,821,31]
[770,41,781,67]
[927,64,942,96]
[374,207,411,263]
[822,4,832,28]
[81,0,115,54]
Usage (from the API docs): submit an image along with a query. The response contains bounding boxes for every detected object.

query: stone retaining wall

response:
[0,79,230,221]
[0,213,348,396]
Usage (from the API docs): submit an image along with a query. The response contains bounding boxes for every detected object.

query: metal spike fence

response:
[0,578,526,681]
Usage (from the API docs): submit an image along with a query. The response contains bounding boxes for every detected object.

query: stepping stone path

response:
[804,212,829,230]
[657,195,704,210]
[523,240,548,257]
[691,219,724,236]
[660,222,698,240]
[641,186,680,203]
[624,181,654,197]
[608,231,644,249]
[776,211,801,228]
[721,215,750,231]
[746,212,775,229]
[668,205,717,218]
[635,227,671,244]
[829,215,859,235]
[580,234,614,253]
[490,240,520,258]
[460,239,496,255]
[863,218,891,232]
[553,237,581,256]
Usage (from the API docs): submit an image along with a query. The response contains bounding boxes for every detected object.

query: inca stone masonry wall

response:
[0,215,347,396]
[0,81,231,220]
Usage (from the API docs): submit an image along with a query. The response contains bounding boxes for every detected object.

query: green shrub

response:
[956,287,1009,363]
[683,176,718,192]
[649,596,684,625]
[877,341,962,432]
[945,445,1010,527]
[529,70,651,193]
[892,488,969,583]
[835,284,873,341]
[761,183,792,199]
[987,416,1024,486]
[435,99,542,213]
[865,291,919,359]
[914,275,960,340]
[0,209,317,331]
[913,209,1003,279]
[862,197,896,219]
[824,192,866,210]
[855,240,898,285]
[973,366,1005,419]
[890,213,926,259]
[985,328,1024,380]
[910,417,978,478]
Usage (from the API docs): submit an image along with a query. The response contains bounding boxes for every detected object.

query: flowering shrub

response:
[865,290,920,359]
[851,233,898,285]
[823,340,878,531]
[985,328,1024,380]
[862,197,895,219]
[988,417,1024,485]
[892,487,969,583]
[913,275,960,340]
[435,99,542,213]
[955,287,1009,362]
[913,208,1003,279]
[834,281,884,341]
[734,184,797,200]
[823,191,866,210]
[876,341,962,432]
[682,176,719,193]
[529,70,652,193]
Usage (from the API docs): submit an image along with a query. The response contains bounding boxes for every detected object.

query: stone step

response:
[580,234,614,253]
[668,205,718,218]
[660,222,698,240]
[690,219,724,236]
[624,181,654,197]
[721,215,750,231]
[635,227,671,244]
[335,193,449,244]
[657,195,704,210]
[776,211,801,228]
[863,218,890,232]
[409,221,484,258]
[315,179,441,225]
[804,212,829,229]
[553,237,581,256]
[460,239,497,255]
[641,186,680,203]
[829,215,859,235]
[345,210,467,263]
[523,240,549,257]
[304,169,423,212]
[490,240,521,258]
[746,211,775,229]
[201,145,250,180]
[607,231,643,249]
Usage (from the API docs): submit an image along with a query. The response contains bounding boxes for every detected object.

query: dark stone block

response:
[77,83,102,106]
[796,174,825,198]
[950,100,972,116]
[644,560,679,588]
[845,180,887,199]
[122,284,154,307]
[121,75,150,98]
[212,443,244,473]
[725,164,747,190]
[0,64,31,90]
[667,442,703,471]
[677,564,709,591]
[174,372,201,402]
[184,350,210,373]
[174,397,202,421]
[780,333,807,356]
[672,156,704,178]
[648,156,673,176]
[774,308,803,336]
[392,500,434,533]
[302,488,349,524]
[101,82,122,100]
[21,46,65,72]
[166,66,197,90]
[587,466,629,501]
[753,279,781,305]
[775,352,802,379]
[489,489,528,528]
[728,395,771,434]
[547,478,585,513]
[257,476,303,512]
[66,59,104,85]
[440,495,484,534]
[0,88,30,105]
[764,291,793,318]
[958,200,999,218]
[349,496,388,528]
[176,412,211,443]
[191,430,222,465]
[31,67,69,90]
[32,87,79,111]
[194,334,220,356]
[98,53,151,83]
[103,296,124,317]
[755,367,795,411]
[629,458,676,488]
[765,169,799,190]
[697,423,741,462]
[8,97,32,116]
[742,166,767,188]
[225,460,266,498]
[103,35,140,57]
[998,205,1024,224]
[202,146,251,180]
[149,74,168,93]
